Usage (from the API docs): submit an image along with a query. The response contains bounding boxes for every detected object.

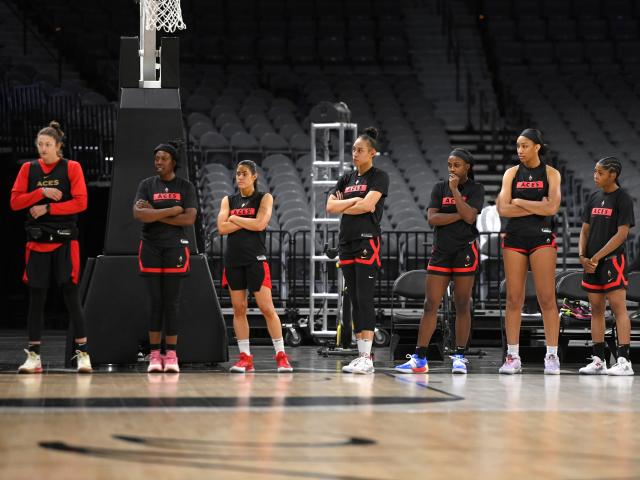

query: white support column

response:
[139,1,160,88]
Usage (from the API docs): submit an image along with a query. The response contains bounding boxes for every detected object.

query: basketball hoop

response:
[142,0,186,33]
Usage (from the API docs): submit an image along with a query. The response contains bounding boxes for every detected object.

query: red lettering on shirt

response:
[153,192,181,201]
[516,181,544,189]
[344,184,368,193]
[230,208,256,216]
[442,196,468,205]
[591,207,613,217]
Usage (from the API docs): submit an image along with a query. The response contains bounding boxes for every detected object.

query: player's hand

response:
[171,206,184,216]
[29,204,48,219]
[42,187,62,201]
[136,199,152,209]
[448,174,459,191]
[580,257,595,273]
[335,191,344,200]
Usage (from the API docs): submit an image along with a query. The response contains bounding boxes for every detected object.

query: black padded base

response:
[67,254,227,366]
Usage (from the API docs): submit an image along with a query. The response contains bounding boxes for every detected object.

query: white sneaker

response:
[608,357,634,376]
[18,349,42,374]
[544,353,561,375]
[450,354,469,374]
[352,356,375,375]
[579,356,607,375]
[498,354,522,374]
[74,350,93,374]
[342,356,363,373]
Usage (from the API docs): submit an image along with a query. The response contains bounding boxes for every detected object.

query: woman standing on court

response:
[496,128,562,375]
[578,157,634,376]
[133,141,197,373]
[327,127,389,375]
[10,121,92,374]
[217,160,293,373]
[395,149,484,375]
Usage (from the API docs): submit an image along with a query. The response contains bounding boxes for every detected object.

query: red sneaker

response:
[147,350,163,373]
[275,351,293,373]
[230,352,255,373]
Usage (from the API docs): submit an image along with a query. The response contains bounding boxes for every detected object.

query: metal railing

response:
[207,230,508,311]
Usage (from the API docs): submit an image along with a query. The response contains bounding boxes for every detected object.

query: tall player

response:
[496,128,562,375]
[327,127,389,375]
[10,121,92,374]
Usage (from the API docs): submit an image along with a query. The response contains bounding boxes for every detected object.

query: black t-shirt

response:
[506,162,554,236]
[581,187,635,258]
[428,179,485,252]
[224,191,267,267]
[135,175,197,248]
[332,166,389,244]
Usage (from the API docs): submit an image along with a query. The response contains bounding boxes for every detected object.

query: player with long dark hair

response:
[218,160,293,373]
[496,128,562,375]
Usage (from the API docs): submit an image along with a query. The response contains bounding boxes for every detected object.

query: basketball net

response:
[142,0,186,33]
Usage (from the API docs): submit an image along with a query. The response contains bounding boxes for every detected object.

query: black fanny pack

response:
[25,224,78,243]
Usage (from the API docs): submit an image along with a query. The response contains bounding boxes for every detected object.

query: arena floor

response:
[0,333,638,480]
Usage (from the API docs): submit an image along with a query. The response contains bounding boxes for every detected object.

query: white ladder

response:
[308,122,358,338]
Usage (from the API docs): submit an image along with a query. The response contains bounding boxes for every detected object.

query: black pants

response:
[145,275,184,336]
[341,263,377,333]
[28,283,86,342]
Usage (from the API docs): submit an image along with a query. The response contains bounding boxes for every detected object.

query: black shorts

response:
[339,237,381,268]
[23,241,80,288]
[138,240,190,276]
[428,240,479,277]
[223,261,272,292]
[502,233,557,255]
[582,252,628,294]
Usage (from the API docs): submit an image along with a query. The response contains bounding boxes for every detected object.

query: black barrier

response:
[208,230,506,310]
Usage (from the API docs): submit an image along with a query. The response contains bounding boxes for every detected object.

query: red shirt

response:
[10,158,87,252]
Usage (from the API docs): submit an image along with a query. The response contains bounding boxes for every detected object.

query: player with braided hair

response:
[579,156,635,376]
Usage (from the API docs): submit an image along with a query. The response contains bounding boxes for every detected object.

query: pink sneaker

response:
[147,350,163,373]
[163,350,180,373]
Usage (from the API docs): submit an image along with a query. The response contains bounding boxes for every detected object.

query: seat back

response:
[392,269,427,300]
[556,271,588,302]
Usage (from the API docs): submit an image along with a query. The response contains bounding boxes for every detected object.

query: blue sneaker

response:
[394,354,428,374]
[450,354,468,374]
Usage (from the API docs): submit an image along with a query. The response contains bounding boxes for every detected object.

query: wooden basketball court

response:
[0,337,638,480]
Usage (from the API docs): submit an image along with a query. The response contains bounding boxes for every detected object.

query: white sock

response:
[272,337,285,354]
[359,339,373,358]
[237,339,250,355]
[507,344,519,356]
[546,346,558,356]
